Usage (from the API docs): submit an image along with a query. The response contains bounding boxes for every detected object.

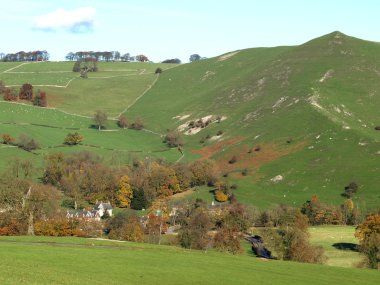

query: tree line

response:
[65,51,149,62]
[0,50,49,62]
[0,81,47,107]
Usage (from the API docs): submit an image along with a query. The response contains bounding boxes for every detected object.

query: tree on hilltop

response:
[189,54,201,62]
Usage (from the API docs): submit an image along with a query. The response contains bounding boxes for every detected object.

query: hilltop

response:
[0,31,379,209]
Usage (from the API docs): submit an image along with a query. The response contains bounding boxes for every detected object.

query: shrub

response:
[64,132,83,145]
[129,117,144,130]
[2,134,15,145]
[17,134,40,151]
[215,190,228,202]
[164,131,184,147]
[19,83,33,101]
[117,115,128,128]
[214,227,242,254]
[155,67,162,74]
[229,155,238,164]
[342,182,359,198]
[242,168,248,176]
[216,130,223,136]
[3,88,18,101]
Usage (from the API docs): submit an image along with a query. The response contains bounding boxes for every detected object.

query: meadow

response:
[0,235,378,285]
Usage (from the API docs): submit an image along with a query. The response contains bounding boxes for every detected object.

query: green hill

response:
[125,31,380,209]
[0,31,379,209]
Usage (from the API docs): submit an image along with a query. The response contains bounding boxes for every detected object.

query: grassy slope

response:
[126,31,380,209]
[0,32,379,208]
[0,236,378,285]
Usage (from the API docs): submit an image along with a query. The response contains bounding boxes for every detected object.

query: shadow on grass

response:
[332,242,358,252]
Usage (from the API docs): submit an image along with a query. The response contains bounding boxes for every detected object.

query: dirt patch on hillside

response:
[191,137,244,160]
[216,141,307,177]
[218,51,239,61]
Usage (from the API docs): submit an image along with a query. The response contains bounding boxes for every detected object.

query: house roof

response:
[94,202,112,210]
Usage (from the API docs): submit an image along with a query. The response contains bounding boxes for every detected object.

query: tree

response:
[355,213,380,269]
[262,209,325,263]
[342,182,359,198]
[19,83,33,101]
[189,54,201,62]
[3,88,18,101]
[2,134,15,145]
[130,188,147,210]
[164,131,184,148]
[136,55,149,62]
[162,58,181,64]
[178,207,212,250]
[117,115,128,129]
[93,110,107,130]
[129,117,144,130]
[155,67,162,74]
[64,132,84,145]
[17,134,40,151]
[33,90,47,107]
[214,227,242,254]
[117,175,133,207]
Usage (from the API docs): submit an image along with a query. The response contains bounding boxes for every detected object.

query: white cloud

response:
[33,6,96,33]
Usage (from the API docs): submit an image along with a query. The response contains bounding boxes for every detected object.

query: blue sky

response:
[1,0,380,62]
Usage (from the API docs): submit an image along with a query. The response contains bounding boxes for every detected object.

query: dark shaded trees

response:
[189,54,201,62]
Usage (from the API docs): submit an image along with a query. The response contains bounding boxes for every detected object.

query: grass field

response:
[309,226,362,268]
[0,235,378,285]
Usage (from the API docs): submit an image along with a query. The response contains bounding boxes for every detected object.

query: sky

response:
[1,0,380,62]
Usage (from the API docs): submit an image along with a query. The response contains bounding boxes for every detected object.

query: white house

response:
[66,202,113,221]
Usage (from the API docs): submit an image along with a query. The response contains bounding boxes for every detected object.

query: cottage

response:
[93,202,113,218]
[66,202,113,221]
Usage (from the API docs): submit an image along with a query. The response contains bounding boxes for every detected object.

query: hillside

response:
[125,31,380,209]
[0,31,379,209]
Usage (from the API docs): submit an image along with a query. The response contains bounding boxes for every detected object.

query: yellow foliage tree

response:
[215,190,228,202]
[117,175,133,207]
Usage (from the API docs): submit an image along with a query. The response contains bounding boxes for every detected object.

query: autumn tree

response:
[355,213,380,269]
[178,207,212,250]
[262,208,325,263]
[129,117,144,130]
[3,88,18,101]
[117,175,133,207]
[33,90,47,107]
[64,132,84,145]
[19,83,33,101]
[2,134,15,145]
[189,159,219,186]
[117,115,128,129]
[93,110,107,130]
